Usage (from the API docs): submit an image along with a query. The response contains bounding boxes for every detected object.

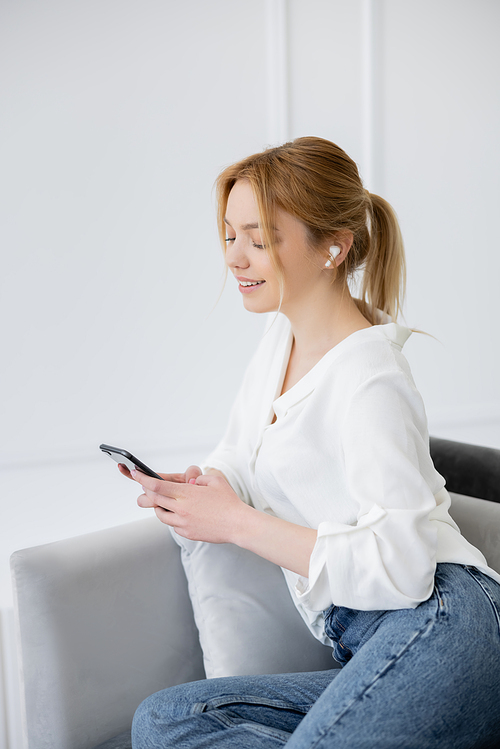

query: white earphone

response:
[324,245,341,267]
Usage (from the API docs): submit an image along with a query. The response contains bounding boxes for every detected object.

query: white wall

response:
[1,0,270,601]
[1,1,499,745]
[383,0,500,443]
[287,0,500,445]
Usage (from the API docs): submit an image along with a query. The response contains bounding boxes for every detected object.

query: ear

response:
[323,231,353,268]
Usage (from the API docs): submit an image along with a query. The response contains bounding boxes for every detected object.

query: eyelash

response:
[225,238,265,250]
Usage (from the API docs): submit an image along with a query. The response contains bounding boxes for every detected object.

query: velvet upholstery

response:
[168,532,336,680]
[10,519,205,749]
[430,437,500,503]
[9,438,500,749]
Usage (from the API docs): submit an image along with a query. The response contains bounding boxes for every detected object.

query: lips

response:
[235,276,266,294]
[236,276,264,283]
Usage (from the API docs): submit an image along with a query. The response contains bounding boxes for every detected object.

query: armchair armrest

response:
[10,517,205,749]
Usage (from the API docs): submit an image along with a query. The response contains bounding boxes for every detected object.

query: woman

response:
[118,138,500,747]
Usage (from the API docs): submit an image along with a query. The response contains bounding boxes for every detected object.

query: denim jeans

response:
[98,564,500,748]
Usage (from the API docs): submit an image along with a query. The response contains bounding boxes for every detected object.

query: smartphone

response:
[99,444,164,480]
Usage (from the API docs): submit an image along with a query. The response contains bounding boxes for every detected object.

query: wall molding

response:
[427,404,500,450]
[0,608,24,749]
[0,436,219,473]
[361,0,383,192]
[266,0,289,145]
[428,402,500,430]
[2,403,499,472]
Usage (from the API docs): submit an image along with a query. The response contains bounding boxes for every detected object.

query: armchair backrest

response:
[10,438,500,749]
[10,518,205,749]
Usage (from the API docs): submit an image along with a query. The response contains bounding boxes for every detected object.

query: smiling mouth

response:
[239,280,265,287]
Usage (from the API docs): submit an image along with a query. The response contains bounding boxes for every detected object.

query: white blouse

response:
[202,313,500,643]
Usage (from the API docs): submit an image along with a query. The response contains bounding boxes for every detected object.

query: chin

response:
[242,298,279,315]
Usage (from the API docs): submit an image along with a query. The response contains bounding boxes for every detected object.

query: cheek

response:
[282,258,305,284]
[258,255,278,282]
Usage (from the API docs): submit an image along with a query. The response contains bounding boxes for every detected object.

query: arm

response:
[130,366,440,611]
[294,370,441,611]
[130,470,317,577]
[231,500,317,577]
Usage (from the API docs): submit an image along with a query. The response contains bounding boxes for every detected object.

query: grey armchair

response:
[10,438,500,749]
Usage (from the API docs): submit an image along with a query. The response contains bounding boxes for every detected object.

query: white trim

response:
[1,405,499,472]
[428,403,500,431]
[427,404,500,450]
[361,0,383,192]
[0,436,219,473]
[361,0,374,188]
[0,608,25,749]
[0,613,8,749]
[266,0,289,145]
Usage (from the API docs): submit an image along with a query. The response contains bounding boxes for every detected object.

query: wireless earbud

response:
[324,245,341,267]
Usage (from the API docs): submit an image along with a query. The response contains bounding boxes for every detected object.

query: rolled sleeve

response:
[296,371,440,612]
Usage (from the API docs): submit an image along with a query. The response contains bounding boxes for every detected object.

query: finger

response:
[157,472,188,483]
[118,463,133,479]
[138,490,178,513]
[128,469,186,485]
[137,492,155,509]
[132,470,191,499]
[194,474,216,486]
[154,505,179,526]
[141,486,166,502]
[184,465,203,483]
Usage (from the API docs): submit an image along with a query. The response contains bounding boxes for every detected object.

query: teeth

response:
[240,280,263,286]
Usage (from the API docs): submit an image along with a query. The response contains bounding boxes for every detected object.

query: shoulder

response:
[315,323,426,425]
[354,329,428,432]
[322,323,414,390]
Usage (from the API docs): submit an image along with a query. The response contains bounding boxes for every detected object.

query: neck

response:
[282,283,372,359]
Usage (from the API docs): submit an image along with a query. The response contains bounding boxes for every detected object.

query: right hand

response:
[117,463,202,484]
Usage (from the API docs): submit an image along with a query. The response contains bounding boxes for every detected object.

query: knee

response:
[131,682,204,748]
[131,693,159,749]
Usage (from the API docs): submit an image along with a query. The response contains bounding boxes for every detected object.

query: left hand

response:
[131,470,248,544]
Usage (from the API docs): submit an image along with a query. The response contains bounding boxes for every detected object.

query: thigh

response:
[286,564,500,749]
[132,669,340,749]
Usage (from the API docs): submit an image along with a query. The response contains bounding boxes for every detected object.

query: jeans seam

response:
[334,613,346,632]
[199,698,305,743]
[464,566,500,636]
[307,608,439,748]
[206,710,291,743]
[199,696,312,713]
[331,610,353,662]
[432,580,448,620]
[337,640,351,659]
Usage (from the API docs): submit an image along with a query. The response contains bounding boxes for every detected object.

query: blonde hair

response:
[215,136,406,323]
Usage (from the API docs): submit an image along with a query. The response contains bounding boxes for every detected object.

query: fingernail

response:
[189,478,196,484]
[131,469,137,478]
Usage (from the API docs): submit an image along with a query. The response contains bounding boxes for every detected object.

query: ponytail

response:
[360,193,406,323]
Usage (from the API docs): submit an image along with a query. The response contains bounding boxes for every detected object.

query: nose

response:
[225,237,249,271]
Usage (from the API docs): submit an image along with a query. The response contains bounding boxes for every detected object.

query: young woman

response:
[117,137,500,747]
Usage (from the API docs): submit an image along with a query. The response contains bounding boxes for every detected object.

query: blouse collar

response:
[271,313,412,420]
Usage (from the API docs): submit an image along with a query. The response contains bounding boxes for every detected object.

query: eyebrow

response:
[223,217,279,231]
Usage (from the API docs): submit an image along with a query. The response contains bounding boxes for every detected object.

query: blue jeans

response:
[98,564,500,748]
[132,564,500,748]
